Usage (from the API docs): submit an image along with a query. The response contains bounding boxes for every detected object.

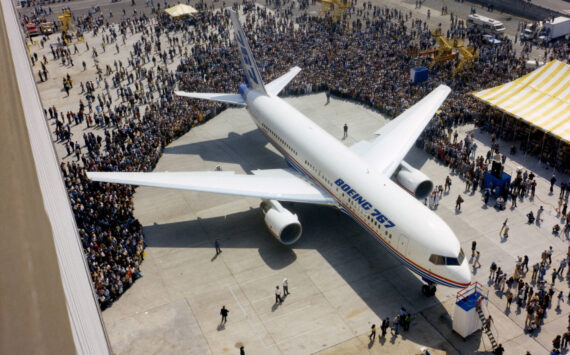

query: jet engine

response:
[260,200,302,245]
[394,161,434,200]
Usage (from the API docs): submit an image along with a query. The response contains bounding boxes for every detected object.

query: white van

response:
[467,14,506,34]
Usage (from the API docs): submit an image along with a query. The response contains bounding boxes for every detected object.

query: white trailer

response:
[543,16,570,40]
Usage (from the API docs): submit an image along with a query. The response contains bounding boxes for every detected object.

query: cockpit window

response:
[457,248,465,264]
[429,249,465,266]
[445,256,460,266]
[429,254,445,265]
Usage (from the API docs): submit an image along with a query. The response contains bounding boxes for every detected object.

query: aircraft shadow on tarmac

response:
[144,203,482,353]
[403,146,430,172]
[161,128,435,181]
[162,130,287,173]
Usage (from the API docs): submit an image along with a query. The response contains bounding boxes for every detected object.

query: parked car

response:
[482,34,502,44]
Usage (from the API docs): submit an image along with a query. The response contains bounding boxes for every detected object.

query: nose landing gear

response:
[421,283,436,297]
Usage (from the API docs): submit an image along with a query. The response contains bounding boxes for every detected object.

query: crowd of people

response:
[25,0,570,316]
[47,11,215,309]
[485,246,570,353]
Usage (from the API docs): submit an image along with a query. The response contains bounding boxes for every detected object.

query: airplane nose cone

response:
[456,261,472,287]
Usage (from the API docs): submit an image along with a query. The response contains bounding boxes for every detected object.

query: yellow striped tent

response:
[472,60,570,143]
[164,4,198,17]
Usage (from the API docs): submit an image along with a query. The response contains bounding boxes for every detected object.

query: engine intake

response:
[260,200,302,245]
[394,161,434,200]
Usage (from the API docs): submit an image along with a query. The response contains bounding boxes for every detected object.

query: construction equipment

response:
[58,9,84,44]
[428,29,456,69]
[453,44,478,77]
[422,29,478,77]
[317,0,349,22]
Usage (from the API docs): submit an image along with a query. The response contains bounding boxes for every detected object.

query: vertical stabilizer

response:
[230,10,268,95]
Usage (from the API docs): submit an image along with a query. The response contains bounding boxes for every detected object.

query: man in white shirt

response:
[275,286,282,304]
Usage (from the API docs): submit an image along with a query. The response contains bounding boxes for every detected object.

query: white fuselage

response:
[245,90,471,288]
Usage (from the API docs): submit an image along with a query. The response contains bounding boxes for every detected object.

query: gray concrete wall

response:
[468,0,561,20]
[0,1,112,354]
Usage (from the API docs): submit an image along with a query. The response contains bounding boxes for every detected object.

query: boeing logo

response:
[335,178,395,228]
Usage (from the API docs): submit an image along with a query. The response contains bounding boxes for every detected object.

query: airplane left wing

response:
[87,168,336,205]
[350,85,451,176]
[174,92,246,106]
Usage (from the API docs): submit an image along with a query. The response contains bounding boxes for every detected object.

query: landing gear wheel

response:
[422,284,436,297]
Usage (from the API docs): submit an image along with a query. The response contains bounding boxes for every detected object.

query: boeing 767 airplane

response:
[88,11,471,294]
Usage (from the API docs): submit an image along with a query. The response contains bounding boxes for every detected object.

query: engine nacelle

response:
[394,161,434,200]
[260,200,302,245]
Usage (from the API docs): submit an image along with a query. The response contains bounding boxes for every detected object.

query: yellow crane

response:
[425,28,478,77]
[58,9,84,44]
[453,45,478,77]
[428,29,456,68]
[317,0,349,22]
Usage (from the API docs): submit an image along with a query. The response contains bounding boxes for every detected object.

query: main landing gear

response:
[421,283,436,297]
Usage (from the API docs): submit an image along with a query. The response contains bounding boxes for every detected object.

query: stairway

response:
[476,307,498,350]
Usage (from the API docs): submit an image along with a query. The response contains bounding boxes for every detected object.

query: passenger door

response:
[397,234,409,256]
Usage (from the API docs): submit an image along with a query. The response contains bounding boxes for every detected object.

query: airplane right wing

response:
[350,85,451,176]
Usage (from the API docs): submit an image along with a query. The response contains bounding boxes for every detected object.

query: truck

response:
[467,14,506,35]
[40,22,55,35]
[25,23,40,37]
[521,22,543,41]
[543,16,570,40]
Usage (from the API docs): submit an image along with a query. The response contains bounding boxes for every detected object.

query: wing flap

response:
[87,169,335,205]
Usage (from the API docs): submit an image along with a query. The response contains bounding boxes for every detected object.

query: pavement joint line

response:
[239,271,283,287]
[315,268,366,346]
[106,293,172,326]
[230,285,277,349]
[250,287,298,304]
[262,303,311,323]
[275,324,324,346]
[229,286,247,317]
[183,297,214,355]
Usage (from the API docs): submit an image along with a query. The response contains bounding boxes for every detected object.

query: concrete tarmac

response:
[102,93,569,354]
[25,0,569,353]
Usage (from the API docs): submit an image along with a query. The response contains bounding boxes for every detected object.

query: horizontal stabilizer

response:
[175,91,246,106]
[266,66,302,97]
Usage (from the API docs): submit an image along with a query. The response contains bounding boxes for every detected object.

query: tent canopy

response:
[165,4,198,17]
[472,60,570,144]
